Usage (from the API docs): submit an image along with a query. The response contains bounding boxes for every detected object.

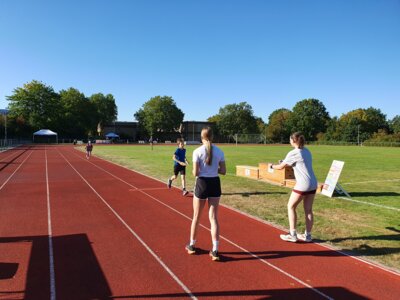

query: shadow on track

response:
[0,233,111,299]
[0,146,32,172]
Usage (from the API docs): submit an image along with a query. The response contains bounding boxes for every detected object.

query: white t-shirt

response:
[193,144,225,177]
[283,147,317,191]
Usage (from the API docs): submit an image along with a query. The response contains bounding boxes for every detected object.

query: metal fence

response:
[0,139,31,151]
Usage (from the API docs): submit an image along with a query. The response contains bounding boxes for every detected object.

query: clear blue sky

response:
[1,0,399,122]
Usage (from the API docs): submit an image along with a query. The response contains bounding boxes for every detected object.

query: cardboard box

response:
[258,162,294,184]
[236,165,259,179]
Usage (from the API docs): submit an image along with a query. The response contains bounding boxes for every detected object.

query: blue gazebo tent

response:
[33,129,58,143]
[105,132,119,139]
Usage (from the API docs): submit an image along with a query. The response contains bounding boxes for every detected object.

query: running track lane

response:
[62,145,399,299]
[0,145,398,299]
[0,146,50,299]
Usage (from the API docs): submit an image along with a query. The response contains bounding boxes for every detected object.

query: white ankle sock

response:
[290,230,297,236]
[212,240,219,252]
[190,239,196,246]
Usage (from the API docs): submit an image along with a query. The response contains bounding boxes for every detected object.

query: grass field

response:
[84,143,400,272]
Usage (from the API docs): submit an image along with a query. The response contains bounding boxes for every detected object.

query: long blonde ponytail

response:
[201,127,213,165]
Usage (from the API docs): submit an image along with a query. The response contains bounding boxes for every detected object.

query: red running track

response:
[0,145,399,299]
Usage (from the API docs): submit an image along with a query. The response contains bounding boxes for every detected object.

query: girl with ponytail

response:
[270,132,318,243]
[185,127,226,261]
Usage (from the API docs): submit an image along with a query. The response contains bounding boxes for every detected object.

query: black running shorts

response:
[293,189,316,195]
[194,177,221,199]
[174,164,186,176]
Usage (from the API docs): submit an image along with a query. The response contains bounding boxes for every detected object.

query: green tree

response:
[324,116,340,141]
[59,88,93,138]
[364,107,388,134]
[266,108,292,143]
[7,80,62,131]
[389,115,400,134]
[134,96,184,138]
[336,107,388,142]
[288,98,330,141]
[213,102,260,137]
[90,93,118,135]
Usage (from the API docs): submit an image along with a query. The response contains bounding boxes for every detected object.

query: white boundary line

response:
[45,147,56,300]
[0,151,33,191]
[57,149,197,300]
[221,205,400,277]
[69,150,333,299]
[75,149,400,277]
[336,196,400,212]
[343,179,400,185]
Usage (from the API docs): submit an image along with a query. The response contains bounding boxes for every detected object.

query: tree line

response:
[1,80,399,143]
[2,80,117,139]
[135,97,399,144]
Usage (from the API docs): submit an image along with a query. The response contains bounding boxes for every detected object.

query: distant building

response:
[181,121,215,142]
[101,120,217,142]
[102,121,139,140]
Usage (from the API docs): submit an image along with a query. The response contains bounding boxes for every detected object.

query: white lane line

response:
[129,187,169,192]
[83,150,400,277]
[0,151,33,191]
[69,150,333,300]
[221,203,400,277]
[336,197,400,212]
[45,147,56,300]
[343,179,400,185]
[57,150,197,300]
[73,149,400,277]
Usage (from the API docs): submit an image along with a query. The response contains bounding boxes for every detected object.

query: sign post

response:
[321,160,349,198]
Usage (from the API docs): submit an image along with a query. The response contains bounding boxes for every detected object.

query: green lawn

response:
[84,143,400,272]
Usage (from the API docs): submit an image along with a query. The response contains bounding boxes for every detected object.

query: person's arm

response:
[218,161,226,175]
[269,160,287,170]
[193,161,199,177]
[172,154,185,165]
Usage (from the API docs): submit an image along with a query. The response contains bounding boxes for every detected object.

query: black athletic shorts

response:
[174,164,186,176]
[194,177,221,199]
[293,189,316,195]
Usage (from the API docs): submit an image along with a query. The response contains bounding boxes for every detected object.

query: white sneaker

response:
[280,233,298,243]
[297,233,312,242]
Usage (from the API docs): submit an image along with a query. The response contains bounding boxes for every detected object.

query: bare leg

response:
[303,194,315,233]
[181,174,186,190]
[190,197,206,241]
[208,197,220,243]
[287,192,303,232]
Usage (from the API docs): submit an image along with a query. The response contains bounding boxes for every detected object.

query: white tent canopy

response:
[105,132,119,138]
[33,129,58,143]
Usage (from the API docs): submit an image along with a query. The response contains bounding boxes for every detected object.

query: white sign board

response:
[321,160,345,197]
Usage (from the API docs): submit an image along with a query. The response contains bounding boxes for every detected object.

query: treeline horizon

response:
[1,80,399,143]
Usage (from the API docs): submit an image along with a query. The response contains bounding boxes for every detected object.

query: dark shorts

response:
[174,164,186,176]
[194,177,221,199]
[293,189,316,195]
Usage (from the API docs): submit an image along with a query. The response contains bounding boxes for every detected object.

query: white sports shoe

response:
[297,233,312,242]
[280,233,298,243]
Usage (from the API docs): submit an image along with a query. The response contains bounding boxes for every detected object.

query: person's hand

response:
[180,162,186,166]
